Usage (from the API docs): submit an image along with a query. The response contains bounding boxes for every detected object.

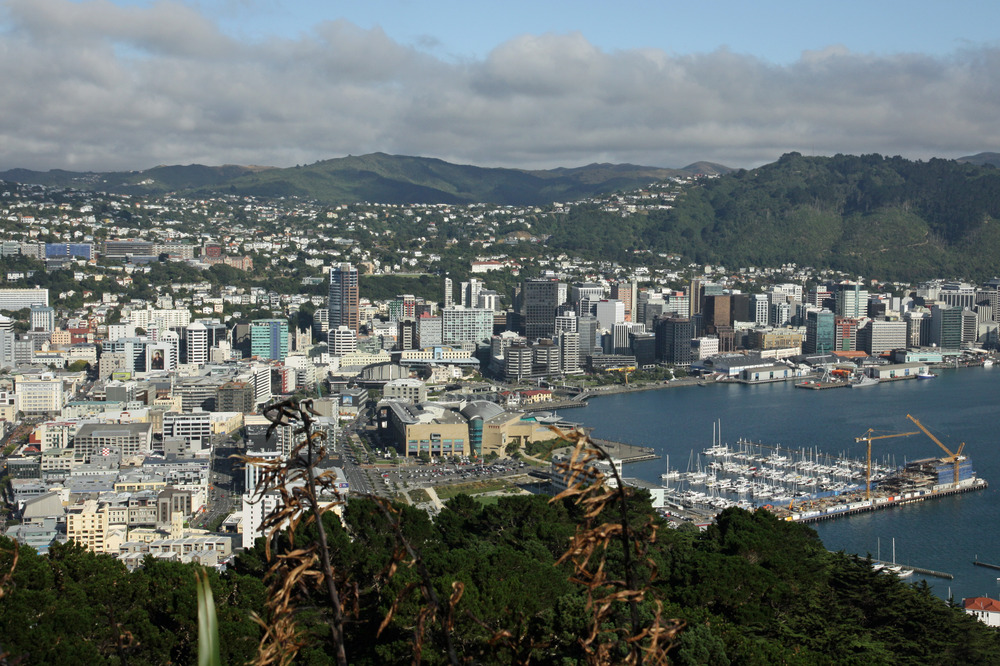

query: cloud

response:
[1,0,998,172]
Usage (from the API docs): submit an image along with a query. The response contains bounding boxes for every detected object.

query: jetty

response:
[869,560,954,580]
[972,558,1000,571]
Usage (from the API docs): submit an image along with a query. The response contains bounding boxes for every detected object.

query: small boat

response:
[984,359,994,367]
[849,375,879,388]
[916,372,936,380]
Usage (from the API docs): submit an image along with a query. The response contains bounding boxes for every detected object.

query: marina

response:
[575,365,1000,601]
[641,419,967,518]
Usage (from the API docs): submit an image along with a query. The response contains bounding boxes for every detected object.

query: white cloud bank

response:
[1,0,998,171]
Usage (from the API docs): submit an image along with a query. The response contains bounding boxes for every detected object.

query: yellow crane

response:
[906,414,967,485]
[855,428,919,500]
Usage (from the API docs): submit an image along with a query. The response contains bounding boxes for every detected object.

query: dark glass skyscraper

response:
[328,262,359,333]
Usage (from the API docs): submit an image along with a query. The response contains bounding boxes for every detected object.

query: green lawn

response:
[434,479,511,500]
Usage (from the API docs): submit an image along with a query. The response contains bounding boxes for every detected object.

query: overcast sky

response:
[2,0,999,172]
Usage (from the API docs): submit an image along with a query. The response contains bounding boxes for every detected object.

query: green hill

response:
[0,153,717,205]
[537,152,1000,281]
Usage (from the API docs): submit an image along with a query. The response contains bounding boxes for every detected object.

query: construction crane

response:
[906,414,967,485]
[855,428,919,500]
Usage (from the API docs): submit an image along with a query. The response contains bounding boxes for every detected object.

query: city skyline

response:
[2,0,999,172]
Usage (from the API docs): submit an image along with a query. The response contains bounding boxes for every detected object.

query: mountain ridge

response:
[0,153,733,206]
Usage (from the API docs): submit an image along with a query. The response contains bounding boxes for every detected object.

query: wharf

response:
[870,560,954,579]
[784,478,988,524]
[972,558,1000,571]
[590,438,659,464]
[796,380,847,390]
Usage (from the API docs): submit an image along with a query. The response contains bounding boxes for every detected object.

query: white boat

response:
[917,371,936,379]
[984,359,994,367]
[849,375,879,388]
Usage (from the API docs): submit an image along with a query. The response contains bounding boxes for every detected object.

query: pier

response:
[869,560,954,580]
[972,558,1000,571]
[788,478,988,524]
[590,438,659,464]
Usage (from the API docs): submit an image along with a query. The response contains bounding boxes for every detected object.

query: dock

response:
[973,558,1000,571]
[870,560,954,579]
[590,438,659,464]
[786,478,988,523]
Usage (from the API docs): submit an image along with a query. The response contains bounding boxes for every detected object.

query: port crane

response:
[855,428,919,500]
[906,414,967,485]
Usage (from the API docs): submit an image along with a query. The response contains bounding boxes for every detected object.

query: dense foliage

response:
[538,153,1000,281]
[2,495,997,664]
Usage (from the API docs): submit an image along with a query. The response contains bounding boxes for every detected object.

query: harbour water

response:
[575,366,1000,601]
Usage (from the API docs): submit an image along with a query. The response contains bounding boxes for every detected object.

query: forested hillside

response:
[539,153,1000,281]
[2,495,997,664]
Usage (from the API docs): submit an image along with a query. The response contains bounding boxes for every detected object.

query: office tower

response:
[655,317,694,366]
[834,317,859,352]
[186,322,208,365]
[441,307,493,346]
[752,294,769,325]
[610,282,636,322]
[577,315,599,365]
[835,281,869,318]
[328,262,359,333]
[29,304,55,332]
[397,319,417,351]
[594,300,625,331]
[524,279,563,339]
[804,309,835,353]
[702,295,732,334]
[444,277,454,309]
[250,319,289,361]
[571,283,605,307]
[557,330,580,372]
[930,305,964,349]
[329,325,358,355]
[417,315,442,348]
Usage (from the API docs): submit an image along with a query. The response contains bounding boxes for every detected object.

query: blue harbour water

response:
[574,367,1000,601]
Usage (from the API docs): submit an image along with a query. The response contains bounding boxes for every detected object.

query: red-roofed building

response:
[964,597,1000,627]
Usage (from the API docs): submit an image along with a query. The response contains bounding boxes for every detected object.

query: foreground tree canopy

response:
[1,494,997,664]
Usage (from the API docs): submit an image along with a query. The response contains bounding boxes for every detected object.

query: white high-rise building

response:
[441,307,493,346]
[329,326,358,356]
[444,277,454,309]
[595,300,625,331]
[752,294,769,325]
[186,322,208,365]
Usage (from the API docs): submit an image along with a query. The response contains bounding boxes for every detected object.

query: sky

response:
[1,0,999,172]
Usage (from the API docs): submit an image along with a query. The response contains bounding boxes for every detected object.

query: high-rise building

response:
[557,330,580,372]
[441,307,493,346]
[702,295,732,334]
[397,319,417,351]
[805,309,836,354]
[752,294,769,325]
[524,279,563,339]
[444,277,454,309]
[930,305,964,349]
[835,282,869,318]
[29,304,55,333]
[460,279,483,309]
[858,319,908,355]
[250,319,289,361]
[186,322,208,366]
[594,300,625,331]
[328,262,359,333]
[577,315,599,365]
[610,282,636,322]
[655,317,694,366]
[329,326,358,356]
[834,317,859,352]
